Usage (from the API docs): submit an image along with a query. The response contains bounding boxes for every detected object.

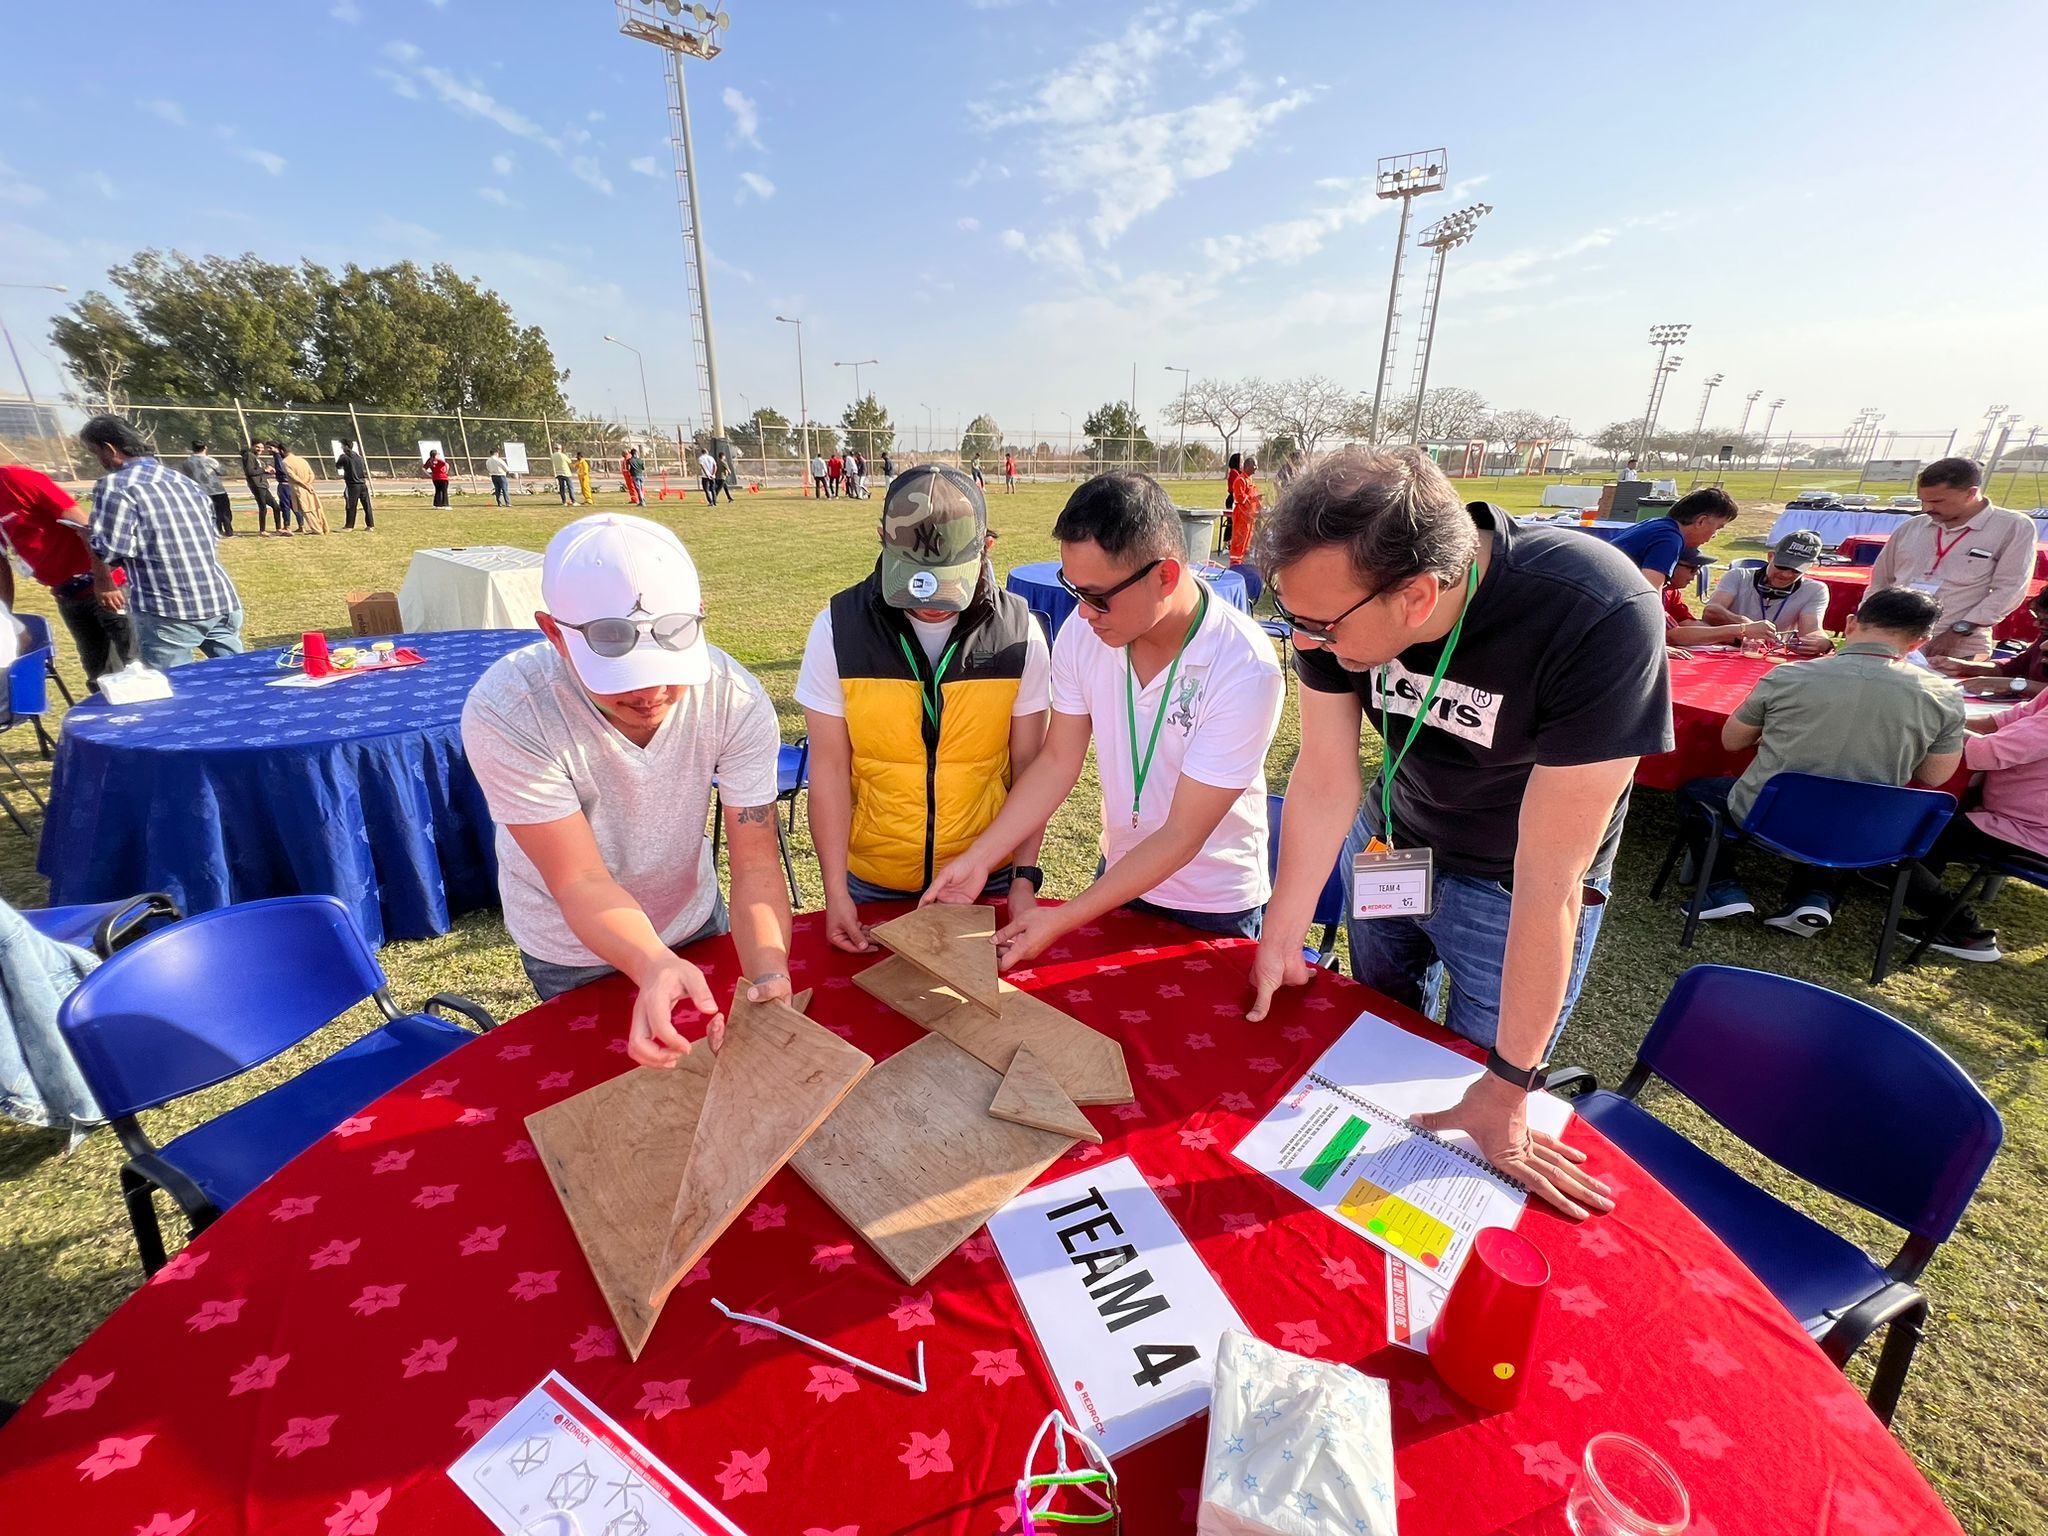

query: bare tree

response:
[1384,386,1490,445]
[1261,375,1367,462]
[1481,408,1557,448]
[1165,376,1271,459]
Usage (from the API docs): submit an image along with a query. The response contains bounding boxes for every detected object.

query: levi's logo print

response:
[1368,660,1502,748]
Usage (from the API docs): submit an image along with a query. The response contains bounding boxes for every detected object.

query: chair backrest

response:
[1265,794,1346,930]
[6,648,50,717]
[1638,965,2002,1245]
[57,895,390,1119]
[1852,542,1883,566]
[778,736,810,796]
[1741,773,1954,868]
[1730,557,1766,573]
[17,613,55,655]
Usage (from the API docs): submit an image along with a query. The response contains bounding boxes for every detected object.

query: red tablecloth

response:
[1635,652,1781,791]
[1833,536,2048,580]
[1812,568,2044,642]
[0,909,1961,1536]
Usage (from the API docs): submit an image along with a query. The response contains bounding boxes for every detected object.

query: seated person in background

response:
[461,513,793,1066]
[1678,587,1963,935]
[1934,588,2048,700]
[1869,455,2037,661]
[1702,530,1835,655]
[1607,486,1739,591]
[1899,681,2048,962]
[1662,550,1776,654]
[797,465,1051,953]
[924,470,1285,968]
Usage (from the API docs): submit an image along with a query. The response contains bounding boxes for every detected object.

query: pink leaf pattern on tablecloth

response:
[1158,984,1183,998]
[890,1292,935,1330]
[566,1013,598,1031]
[311,1239,361,1270]
[1545,1358,1602,1402]
[972,1348,1023,1386]
[332,1116,375,1139]
[1303,997,1336,1012]
[1686,1336,1742,1378]
[456,1398,515,1437]
[732,1309,781,1345]
[1682,1266,1737,1298]
[1815,1391,1872,1430]
[1319,1255,1366,1291]
[677,1257,711,1290]
[272,1414,337,1458]
[806,1365,859,1404]
[1247,1056,1283,1074]
[228,1353,289,1396]
[458,1224,506,1256]
[802,1527,859,1536]
[323,1487,391,1535]
[1178,1125,1219,1151]
[495,1042,533,1061]
[502,1139,537,1164]
[44,1370,114,1415]
[401,1338,456,1377]
[350,1284,404,1317]
[1112,1101,1145,1120]
[812,1242,856,1272]
[76,1433,151,1480]
[508,1270,558,1301]
[1067,1144,1105,1163]
[1514,1441,1575,1487]
[538,1070,575,1091]
[960,1232,996,1264]
[1281,1024,1311,1041]
[187,1297,246,1332]
[1063,989,1092,1005]
[1218,1091,1254,1112]
[1577,1223,1622,1257]
[899,1429,953,1480]
[370,1149,414,1174]
[419,1078,459,1099]
[637,1380,692,1419]
[746,1201,786,1232]
[1120,1010,1151,1025]
[1668,1414,1733,1458]
[456,1105,497,1126]
[1184,1032,1214,1050]
[150,1249,207,1284]
[1276,1319,1328,1355]
[412,1184,458,1210]
[1553,1283,1607,1317]
[1145,1062,1180,1080]
[270,1195,320,1222]
[571,1325,619,1361]
[1219,1212,1267,1240]
[1831,1487,1905,1536]
[717,1447,769,1499]
[134,1514,196,1536]
[1396,1376,1452,1422]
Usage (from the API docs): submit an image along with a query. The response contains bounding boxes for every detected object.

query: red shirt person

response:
[0,465,135,686]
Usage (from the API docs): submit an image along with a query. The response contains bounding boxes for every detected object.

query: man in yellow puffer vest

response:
[797,464,1052,953]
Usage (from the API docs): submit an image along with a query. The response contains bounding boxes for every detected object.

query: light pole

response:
[775,314,810,494]
[0,281,67,406]
[1983,412,2024,485]
[1686,372,1723,482]
[833,358,877,459]
[1366,149,1448,443]
[1637,323,1690,458]
[601,335,652,437]
[1853,410,1887,490]
[918,402,934,453]
[1164,365,1190,476]
[1759,396,1785,476]
[1405,202,1492,445]
[1973,404,2008,463]
[1644,356,1682,469]
[1736,388,1762,442]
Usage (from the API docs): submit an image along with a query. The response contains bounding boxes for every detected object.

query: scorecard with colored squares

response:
[1339,1176,1454,1271]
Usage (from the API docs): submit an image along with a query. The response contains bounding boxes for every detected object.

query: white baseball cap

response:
[541,513,709,693]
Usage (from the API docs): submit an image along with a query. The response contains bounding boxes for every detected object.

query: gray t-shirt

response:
[1710,568,1830,630]
[461,640,781,965]
[181,453,226,497]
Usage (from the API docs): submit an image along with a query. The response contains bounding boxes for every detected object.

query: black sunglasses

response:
[556,611,704,657]
[1056,558,1163,613]
[1269,585,1381,644]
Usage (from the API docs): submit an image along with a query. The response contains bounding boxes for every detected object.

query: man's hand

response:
[98,585,128,615]
[626,953,723,1068]
[1244,934,1314,1023]
[1411,1075,1614,1221]
[1788,630,1833,657]
[1664,644,1693,661]
[1740,619,1775,640]
[743,972,792,1006]
[920,853,991,908]
[823,892,874,953]
[992,904,1066,972]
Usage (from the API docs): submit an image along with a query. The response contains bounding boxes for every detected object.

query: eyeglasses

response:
[554,611,704,657]
[1269,583,1382,644]
[1056,559,1162,613]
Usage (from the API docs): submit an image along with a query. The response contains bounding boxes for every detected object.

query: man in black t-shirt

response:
[1247,448,1672,1220]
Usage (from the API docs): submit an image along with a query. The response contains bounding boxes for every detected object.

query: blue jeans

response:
[132,607,245,671]
[491,474,510,506]
[519,887,730,1001]
[1340,805,1609,1053]
[1092,857,1263,939]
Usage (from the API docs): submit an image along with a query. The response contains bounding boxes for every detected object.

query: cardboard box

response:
[346,590,403,637]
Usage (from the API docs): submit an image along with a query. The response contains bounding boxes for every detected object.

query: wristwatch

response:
[1008,865,1044,893]
[1484,1045,1549,1093]
[1950,621,1976,635]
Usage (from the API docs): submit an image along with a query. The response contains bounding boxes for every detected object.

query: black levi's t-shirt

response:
[1295,504,1674,881]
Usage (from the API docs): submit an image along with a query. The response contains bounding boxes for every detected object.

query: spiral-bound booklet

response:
[1231,1011,1572,1290]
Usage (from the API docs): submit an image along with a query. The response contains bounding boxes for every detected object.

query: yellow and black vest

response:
[832,566,1036,893]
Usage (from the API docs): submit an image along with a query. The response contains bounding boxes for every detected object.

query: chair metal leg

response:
[119,1167,170,1277]
[0,786,29,837]
[709,789,723,865]
[32,718,54,760]
[1902,866,1993,970]
[1649,826,1687,900]
[0,747,44,811]
[1680,822,1722,948]
[46,662,74,708]
[1864,1298,1927,1428]
[1870,864,1912,985]
[775,821,800,910]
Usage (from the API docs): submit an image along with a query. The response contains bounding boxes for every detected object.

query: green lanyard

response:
[896,633,961,729]
[1123,586,1209,828]
[1376,561,1478,847]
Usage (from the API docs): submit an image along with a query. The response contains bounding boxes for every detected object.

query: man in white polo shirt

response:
[461,512,793,1066]
[924,471,1285,966]
[1702,529,1834,654]
[1869,456,2038,660]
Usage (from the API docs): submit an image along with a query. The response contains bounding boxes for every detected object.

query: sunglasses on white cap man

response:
[541,513,709,692]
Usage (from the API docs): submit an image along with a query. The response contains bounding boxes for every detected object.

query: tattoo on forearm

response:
[732,803,775,826]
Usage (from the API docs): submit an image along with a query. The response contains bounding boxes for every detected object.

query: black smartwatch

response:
[1484,1045,1549,1093]
[1008,865,1044,893]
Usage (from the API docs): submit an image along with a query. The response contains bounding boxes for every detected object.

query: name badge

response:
[1352,846,1433,920]
[1908,580,1941,596]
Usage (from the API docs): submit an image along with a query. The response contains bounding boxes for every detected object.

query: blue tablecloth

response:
[1767,507,2048,546]
[37,629,535,946]
[1005,560,1251,636]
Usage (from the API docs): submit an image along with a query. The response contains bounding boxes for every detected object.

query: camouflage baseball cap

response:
[879,465,987,612]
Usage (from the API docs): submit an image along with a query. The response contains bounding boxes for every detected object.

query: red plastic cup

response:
[1431,1226,1550,1411]
[302,631,331,678]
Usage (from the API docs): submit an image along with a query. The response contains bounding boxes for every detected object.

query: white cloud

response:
[568,156,613,195]
[386,40,421,63]
[999,228,1026,250]
[379,42,615,195]
[738,170,775,201]
[238,147,288,176]
[704,246,757,287]
[1200,180,1384,277]
[1446,229,1613,297]
[722,87,763,150]
[89,171,118,201]
[629,155,660,177]
[144,99,187,127]
[373,67,420,99]
[0,157,47,208]
[478,186,521,209]
[587,110,606,123]
[1451,173,1490,199]
[961,158,1011,189]
[330,0,362,21]
[957,216,980,232]
[491,152,514,176]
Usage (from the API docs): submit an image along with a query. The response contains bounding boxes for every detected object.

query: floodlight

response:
[1365,149,1449,441]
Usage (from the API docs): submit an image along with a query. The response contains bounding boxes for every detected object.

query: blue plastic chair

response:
[56,894,496,1275]
[16,613,72,709]
[0,645,52,833]
[1903,841,2048,969]
[1545,965,2001,1426]
[1729,557,1766,574]
[1852,542,1884,566]
[1651,772,1955,983]
[23,892,181,958]
[1228,562,1264,610]
[710,735,810,907]
[1264,794,1346,968]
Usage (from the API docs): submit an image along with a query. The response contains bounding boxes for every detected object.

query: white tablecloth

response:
[398,546,545,633]
[1767,509,2048,547]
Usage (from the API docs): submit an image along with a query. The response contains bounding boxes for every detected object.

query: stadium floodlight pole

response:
[1636,324,1690,458]
[834,358,878,458]
[1643,354,1682,466]
[1974,403,2008,463]
[1405,202,1491,445]
[919,401,934,452]
[1758,396,1785,477]
[616,2,730,446]
[1164,365,1190,475]
[775,314,810,494]
[601,335,652,435]
[0,281,67,405]
[1736,388,1762,442]
[1686,372,1724,480]
[1983,411,2024,485]
[1365,150,1448,444]
[1853,410,1886,490]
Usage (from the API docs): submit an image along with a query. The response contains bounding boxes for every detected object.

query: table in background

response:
[0,908,1962,1535]
[1516,515,1638,544]
[1006,559,1250,636]
[398,546,545,632]
[1770,508,2048,547]
[37,629,532,945]
[1834,535,2048,580]
[1811,568,2044,642]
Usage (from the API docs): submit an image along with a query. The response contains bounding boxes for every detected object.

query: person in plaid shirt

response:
[62,416,244,670]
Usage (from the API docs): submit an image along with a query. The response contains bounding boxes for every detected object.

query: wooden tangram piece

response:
[528,989,869,1359]
[854,954,1133,1105]
[869,903,1002,1016]
[989,1043,1101,1144]
[793,1034,1075,1284]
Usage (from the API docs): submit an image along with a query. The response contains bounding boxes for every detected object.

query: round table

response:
[1811,568,2044,642]
[0,908,1962,1535]
[37,628,534,946]
[1006,560,1250,637]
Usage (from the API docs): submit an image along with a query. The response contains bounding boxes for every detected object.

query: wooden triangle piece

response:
[869,904,1003,1016]
[989,1044,1101,1143]
[855,954,1133,1105]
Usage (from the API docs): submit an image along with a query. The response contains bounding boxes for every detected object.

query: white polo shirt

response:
[1050,592,1285,914]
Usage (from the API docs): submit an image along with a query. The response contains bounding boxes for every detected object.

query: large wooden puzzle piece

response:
[869,904,1002,1016]
[988,1043,1101,1144]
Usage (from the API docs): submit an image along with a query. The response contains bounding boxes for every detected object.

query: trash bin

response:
[1177,508,1222,568]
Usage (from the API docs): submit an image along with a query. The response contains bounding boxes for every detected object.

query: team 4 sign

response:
[990,1156,1246,1456]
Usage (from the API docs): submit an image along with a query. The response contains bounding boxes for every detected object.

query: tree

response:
[840,393,895,461]
[1386,386,1489,445]
[1166,376,1269,456]
[1178,441,1219,473]
[727,406,792,459]
[1256,432,1300,468]
[1590,420,1640,458]
[960,413,1002,460]
[1261,376,1365,462]
[1482,408,1559,447]
[1081,401,1151,465]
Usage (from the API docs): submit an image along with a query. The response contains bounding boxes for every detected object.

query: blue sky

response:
[1,0,2042,450]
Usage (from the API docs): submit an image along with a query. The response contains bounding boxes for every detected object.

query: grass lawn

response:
[0,474,2041,1532]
